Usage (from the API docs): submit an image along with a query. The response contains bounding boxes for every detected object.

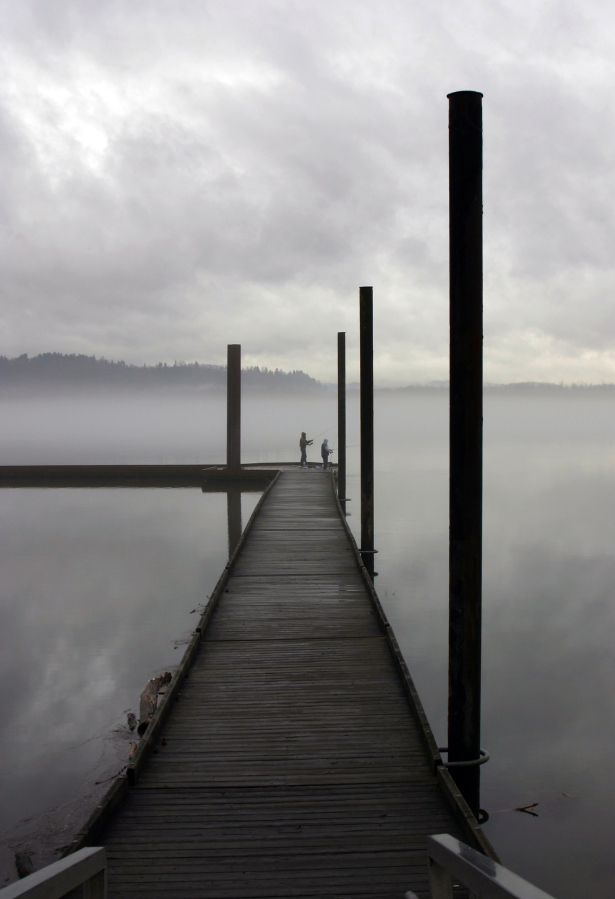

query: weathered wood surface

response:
[100,471,468,898]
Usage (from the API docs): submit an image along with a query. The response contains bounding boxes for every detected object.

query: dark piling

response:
[337,332,347,512]
[360,287,375,580]
[447,89,484,816]
[227,344,241,471]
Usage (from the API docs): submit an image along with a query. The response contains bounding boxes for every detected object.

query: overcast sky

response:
[2,0,615,385]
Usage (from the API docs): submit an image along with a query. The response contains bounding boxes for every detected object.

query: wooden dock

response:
[93,469,494,897]
[0,465,276,490]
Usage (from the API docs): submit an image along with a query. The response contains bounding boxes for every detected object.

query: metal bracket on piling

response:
[438,748,490,768]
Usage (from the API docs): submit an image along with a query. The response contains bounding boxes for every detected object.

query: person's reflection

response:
[227,490,242,557]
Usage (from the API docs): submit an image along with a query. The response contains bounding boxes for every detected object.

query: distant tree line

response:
[483,381,615,393]
[2,354,613,394]
[0,353,324,392]
[379,381,615,394]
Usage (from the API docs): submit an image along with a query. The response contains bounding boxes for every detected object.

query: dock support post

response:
[360,287,374,580]
[447,90,484,817]
[337,332,347,512]
[227,344,241,471]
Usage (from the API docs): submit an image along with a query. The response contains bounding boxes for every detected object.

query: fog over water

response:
[368,392,615,898]
[1,388,615,897]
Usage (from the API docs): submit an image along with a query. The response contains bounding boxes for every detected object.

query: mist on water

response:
[0,389,342,465]
[1,387,615,897]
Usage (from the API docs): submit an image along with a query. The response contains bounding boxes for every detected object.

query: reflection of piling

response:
[227,490,242,558]
[447,90,484,817]
[360,287,374,580]
[227,345,241,471]
[337,332,347,512]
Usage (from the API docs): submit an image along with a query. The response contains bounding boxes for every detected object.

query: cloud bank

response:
[2,0,615,384]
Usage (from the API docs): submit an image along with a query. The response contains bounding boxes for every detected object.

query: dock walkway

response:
[99,470,482,898]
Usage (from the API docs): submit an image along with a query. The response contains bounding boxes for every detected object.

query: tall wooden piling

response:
[227,344,241,471]
[337,332,347,511]
[447,90,484,816]
[360,287,374,580]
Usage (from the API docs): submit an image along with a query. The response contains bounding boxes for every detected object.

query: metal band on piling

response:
[439,747,490,768]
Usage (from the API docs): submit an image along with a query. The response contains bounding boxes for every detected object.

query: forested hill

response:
[0,354,323,392]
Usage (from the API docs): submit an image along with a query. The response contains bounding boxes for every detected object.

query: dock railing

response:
[406,834,556,899]
[0,848,106,899]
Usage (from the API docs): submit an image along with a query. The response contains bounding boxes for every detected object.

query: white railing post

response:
[0,847,106,899]
[428,856,454,899]
[82,866,106,899]
[414,834,557,899]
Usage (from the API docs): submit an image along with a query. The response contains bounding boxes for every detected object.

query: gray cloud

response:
[2,0,615,383]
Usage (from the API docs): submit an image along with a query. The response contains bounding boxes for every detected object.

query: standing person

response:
[321,438,333,470]
[299,432,313,467]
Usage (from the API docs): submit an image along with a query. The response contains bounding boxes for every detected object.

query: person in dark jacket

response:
[299,432,313,467]
[321,438,333,470]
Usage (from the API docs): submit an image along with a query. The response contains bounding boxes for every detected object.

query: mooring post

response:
[360,287,374,580]
[227,344,241,471]
[447,90,484,816]
[337,332,347,512]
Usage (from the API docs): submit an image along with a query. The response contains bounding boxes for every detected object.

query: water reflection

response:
[0,487,259,884]
[2,390,615,897]
[227,490,242,557]
[342,391,615,899]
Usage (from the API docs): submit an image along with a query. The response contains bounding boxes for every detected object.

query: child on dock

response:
[321,438,333,470]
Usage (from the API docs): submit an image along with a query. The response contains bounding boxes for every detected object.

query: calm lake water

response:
[1,388,615,898]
